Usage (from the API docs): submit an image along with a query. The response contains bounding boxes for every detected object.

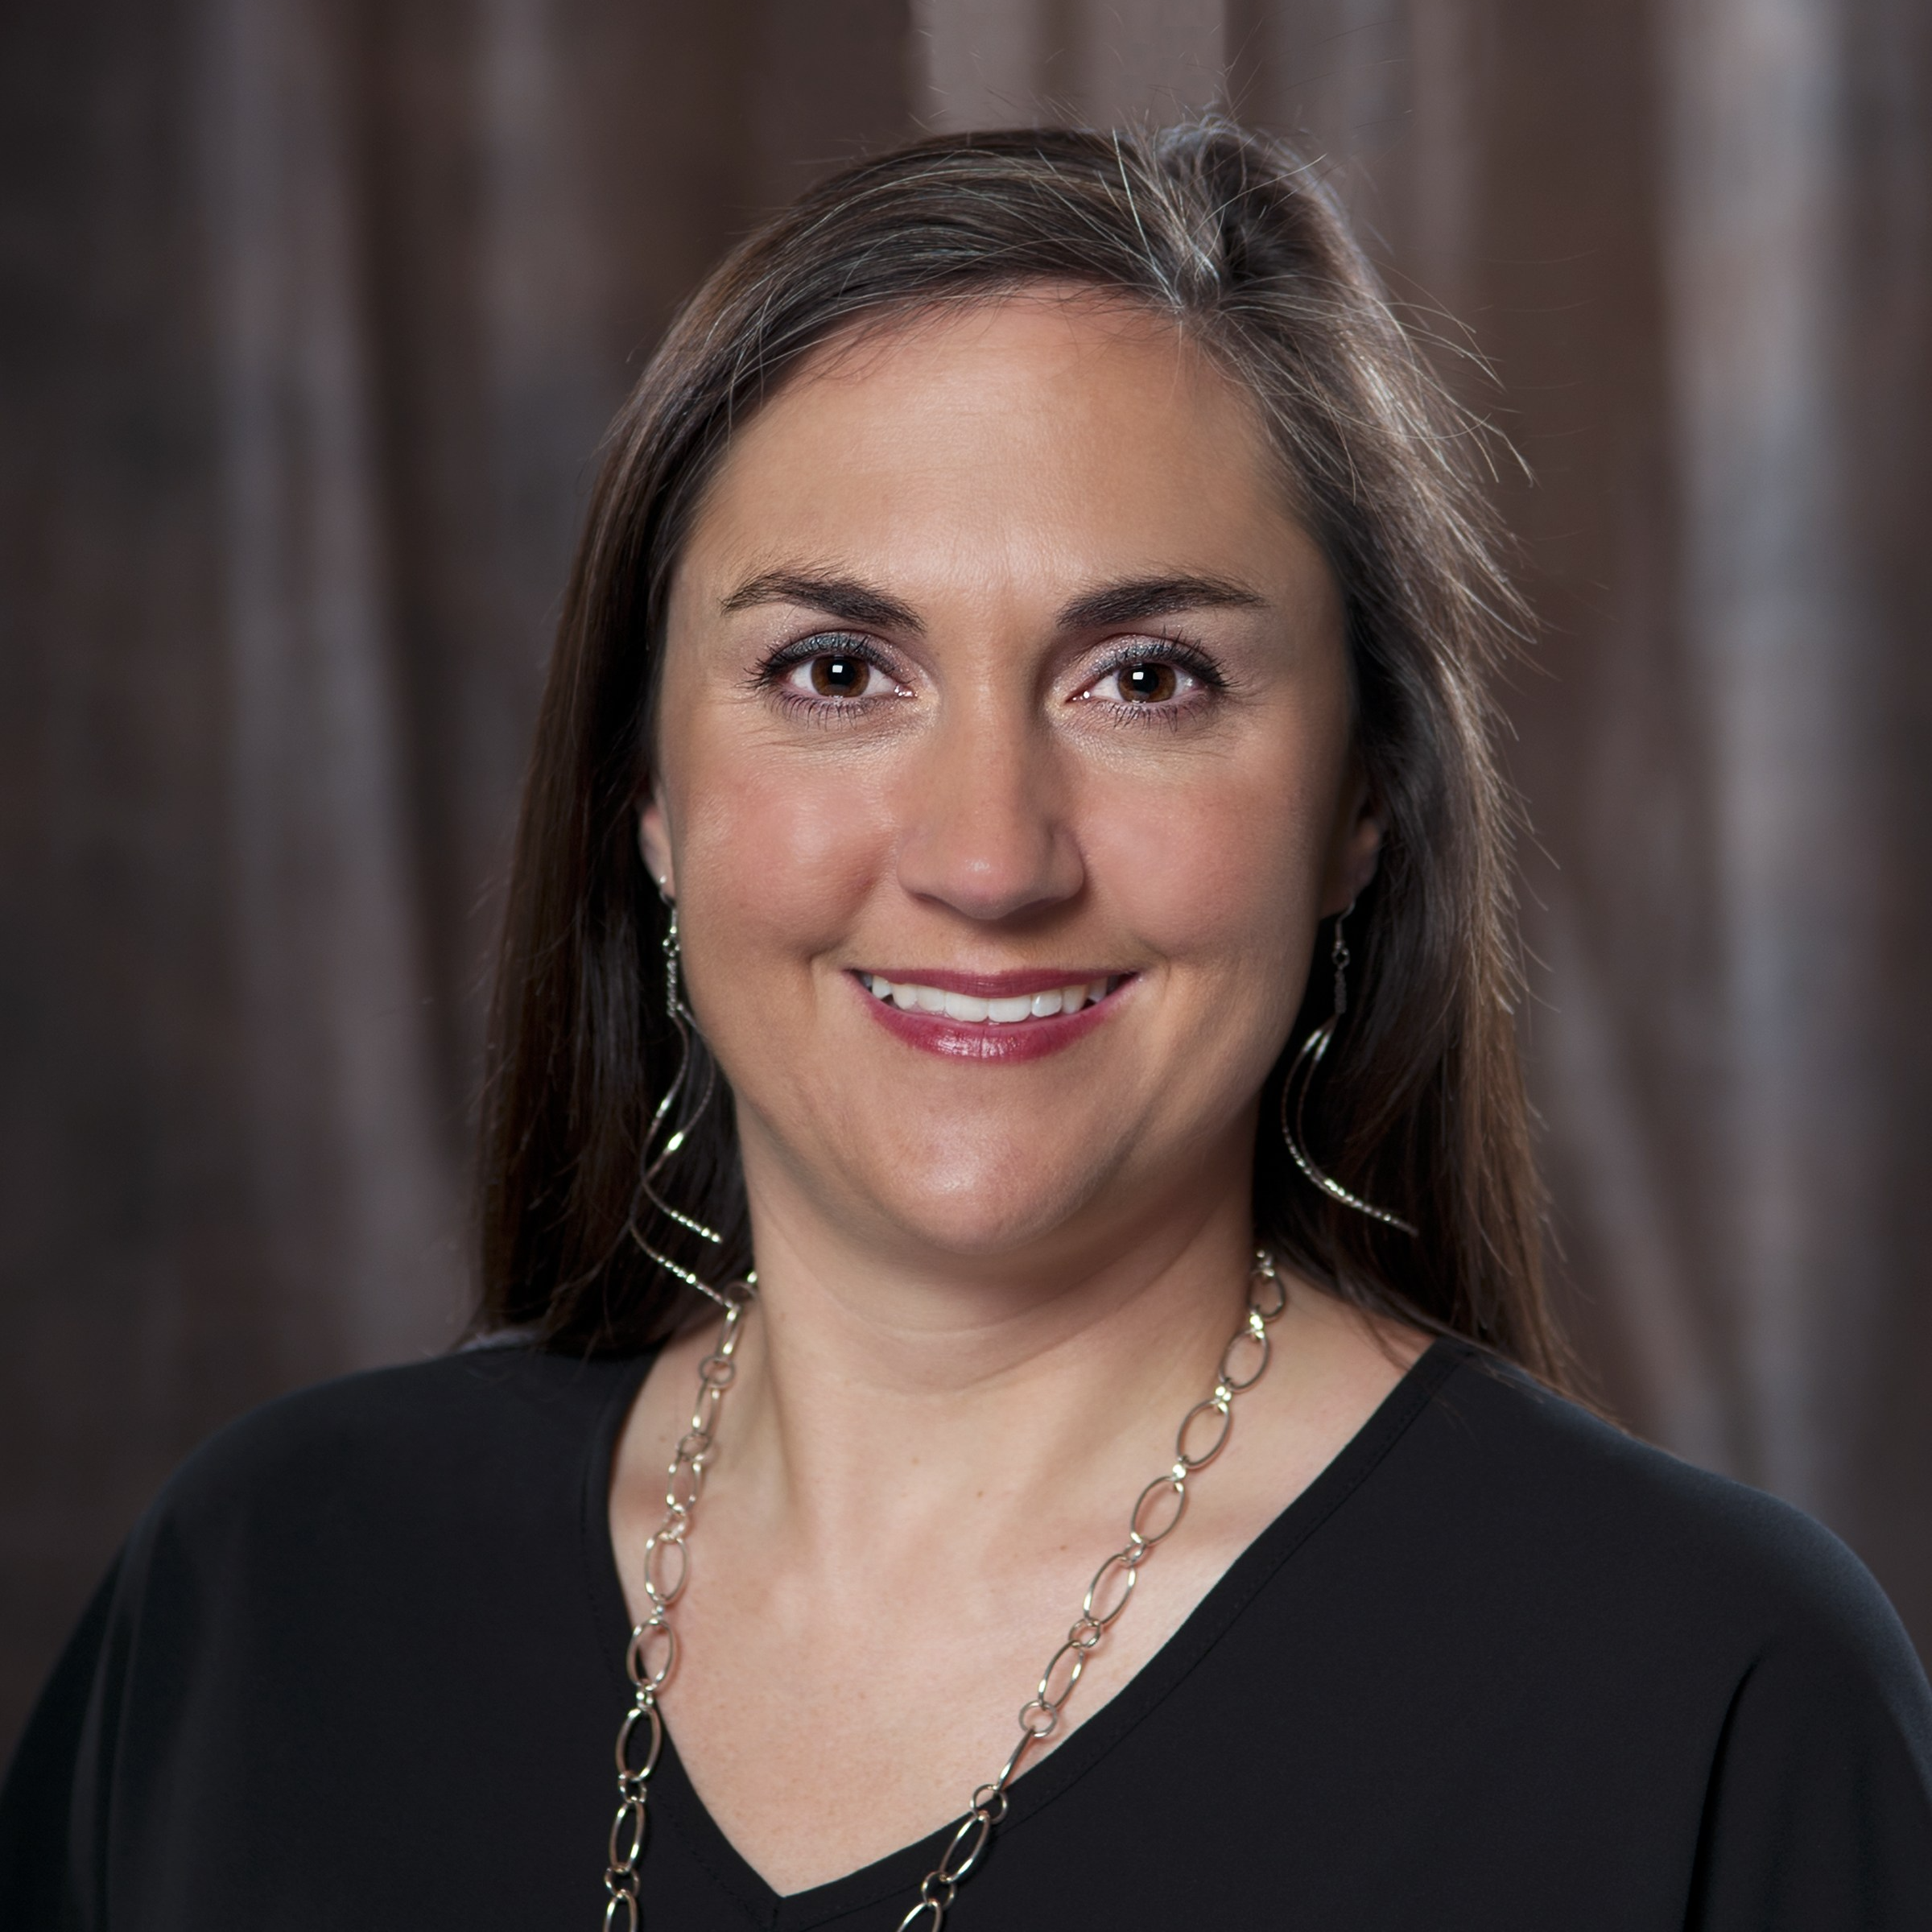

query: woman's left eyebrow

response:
[1057,576,1268,628]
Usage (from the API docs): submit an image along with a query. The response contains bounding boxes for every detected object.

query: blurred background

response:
[3,0,1928,1754]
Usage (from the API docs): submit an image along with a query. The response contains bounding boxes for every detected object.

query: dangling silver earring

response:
[625,900,749,1307]
[1280,903,1417,1235]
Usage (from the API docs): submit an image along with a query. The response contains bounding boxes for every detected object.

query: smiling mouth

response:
[857,972,1128,1025]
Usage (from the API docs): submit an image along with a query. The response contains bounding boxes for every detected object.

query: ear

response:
[1320,758,1384,917]
[638,788,675,900]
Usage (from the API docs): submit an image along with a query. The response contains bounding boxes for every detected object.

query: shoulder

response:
[156,1341,645,1505]
[129,1344,648,1581]
[0,1346,653,1923]
[1414,1346,1929,1704]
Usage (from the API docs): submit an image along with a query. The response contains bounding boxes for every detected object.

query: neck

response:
[703,1173,1259,1571]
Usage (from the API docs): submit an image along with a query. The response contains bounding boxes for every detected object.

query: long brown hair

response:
[477,119,1570,1389]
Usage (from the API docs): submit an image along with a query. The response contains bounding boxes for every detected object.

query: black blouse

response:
[3,1339,1930,1930]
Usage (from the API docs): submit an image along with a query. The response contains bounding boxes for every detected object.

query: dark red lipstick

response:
[849,968,1132,1062]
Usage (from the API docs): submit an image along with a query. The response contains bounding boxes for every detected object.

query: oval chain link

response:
[601,1294,747,1930]
[601,1254,1284,1930]
[893,1250,1284,1930]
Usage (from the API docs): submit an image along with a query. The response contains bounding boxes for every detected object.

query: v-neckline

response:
[578,1335,1463,1930]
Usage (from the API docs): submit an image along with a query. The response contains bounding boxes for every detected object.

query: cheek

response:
[673,745,890,997]
[1082,745,1333,998]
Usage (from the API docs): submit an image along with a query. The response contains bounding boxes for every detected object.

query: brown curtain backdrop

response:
[3,0,1926,1753]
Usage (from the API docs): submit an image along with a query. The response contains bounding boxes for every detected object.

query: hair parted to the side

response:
[477,118,1574,1391]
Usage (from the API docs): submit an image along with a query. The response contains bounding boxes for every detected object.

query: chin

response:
[847,1134,1133,1264]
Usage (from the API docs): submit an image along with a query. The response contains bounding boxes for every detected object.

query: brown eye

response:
[1119,662,1179,702]
[811,653,866,696]
[788,651,875,698]
[1078,653,1208,712]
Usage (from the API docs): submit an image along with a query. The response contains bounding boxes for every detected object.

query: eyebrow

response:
[1055,574,1269,629]
[720,570,924,634]
[718,568,1269,636]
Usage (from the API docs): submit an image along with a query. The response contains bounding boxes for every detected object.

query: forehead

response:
[674,289,1319,610]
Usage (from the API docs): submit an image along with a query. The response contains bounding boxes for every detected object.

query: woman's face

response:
[646,291,1381,1271]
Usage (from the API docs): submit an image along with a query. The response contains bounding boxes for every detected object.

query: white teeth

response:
[862,974,1121,1022]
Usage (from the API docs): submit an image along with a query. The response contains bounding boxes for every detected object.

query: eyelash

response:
[1083,638,1226,725]
[751,631,1228,724]
[754,633,904,720]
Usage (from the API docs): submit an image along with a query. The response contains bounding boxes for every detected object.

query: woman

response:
[3,122,1928,1930]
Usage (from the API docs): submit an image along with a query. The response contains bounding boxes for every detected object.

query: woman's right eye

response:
[782,650,890,700]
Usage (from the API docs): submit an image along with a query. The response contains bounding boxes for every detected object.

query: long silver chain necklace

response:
[601,1249,1286,1930]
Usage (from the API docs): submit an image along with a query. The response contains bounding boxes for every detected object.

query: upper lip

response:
[852,967,1129,997]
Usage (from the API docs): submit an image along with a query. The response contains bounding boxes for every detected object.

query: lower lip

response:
[852,975,1129,1062]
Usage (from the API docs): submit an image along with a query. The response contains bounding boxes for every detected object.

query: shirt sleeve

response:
[1686,1528,1932,1930]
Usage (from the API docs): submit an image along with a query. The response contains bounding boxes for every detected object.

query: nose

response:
[894,695,1084,922]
